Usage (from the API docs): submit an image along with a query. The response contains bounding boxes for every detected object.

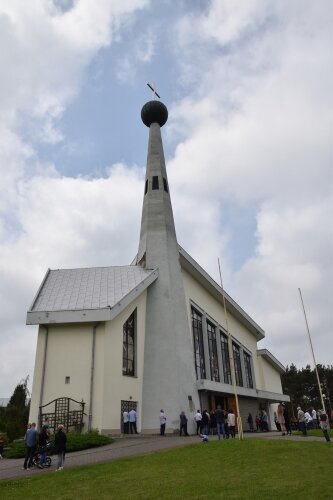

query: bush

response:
[65,430,112,452]
[6,431,112,458]
[5,439,26,458]
[0,431,9,446]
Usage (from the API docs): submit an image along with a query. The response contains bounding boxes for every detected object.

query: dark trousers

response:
[217,422,226,439]
[23,445,36,468]
[196,421,202,435]
[160,423,166,436]
[299,422,307,435]
[130,421,137,434]
[180,423,188,436]
[323,430,331,442]
[123,421,129,434]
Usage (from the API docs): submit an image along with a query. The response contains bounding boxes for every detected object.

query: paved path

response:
[0,432,328,481]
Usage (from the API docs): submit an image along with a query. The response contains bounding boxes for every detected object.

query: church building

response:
[27,99,289,435]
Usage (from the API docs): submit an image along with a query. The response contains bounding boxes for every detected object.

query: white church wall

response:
[101,290,147,434]
[29,323,96,428]
[182,268,259,360]
[182,269,258,351]
[29,326,47,425]
[256,355,283,393]
[89,322,105,432]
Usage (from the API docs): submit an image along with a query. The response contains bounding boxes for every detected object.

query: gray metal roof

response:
[27,266,158,325]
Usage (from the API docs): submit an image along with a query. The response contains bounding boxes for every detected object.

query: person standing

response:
[129,408,138,434]
[160,409,167,436]
[297,406,307,436]
[247,413,254,432]
[37,426,49,468]
[261,410,269,432]
[283,405,292,435]
[42,416,50,431]
[123,410,129,434]
[255,414,260,432]
[277,403,286,436]
[311,408,318,429]
[215,406,226,440]
[54,424,67,471]
[227,409,236,438]
[201,409,210,435]
[209,410,216,435]
[304,410,313,429]
[23,422,38,470]
[194,410,202,435]
[179,411,189,436]
[319,412,331,442]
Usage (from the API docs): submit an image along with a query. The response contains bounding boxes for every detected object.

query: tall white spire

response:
[138,100,199,432]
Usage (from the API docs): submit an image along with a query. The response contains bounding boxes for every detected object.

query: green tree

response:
[5,377,30,441]
[282,364,333,418]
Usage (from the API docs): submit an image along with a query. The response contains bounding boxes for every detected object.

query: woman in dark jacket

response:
[38,426,49,468]
[54,424,67,471]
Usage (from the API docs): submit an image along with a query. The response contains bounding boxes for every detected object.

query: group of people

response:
[297,406,330,441]
[251,410,269,432]
[22,417,67,471]
[194,407,236,439]
[122,408,138,434]
[157,407,237,440]
[122,404,330,443]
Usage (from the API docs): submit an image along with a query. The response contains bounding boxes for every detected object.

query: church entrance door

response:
[121,400,137,433]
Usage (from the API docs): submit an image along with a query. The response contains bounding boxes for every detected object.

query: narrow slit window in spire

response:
[163,178,169,193]
[152,176,159,190]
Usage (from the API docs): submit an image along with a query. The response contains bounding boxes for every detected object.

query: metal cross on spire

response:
[147,82,160,99]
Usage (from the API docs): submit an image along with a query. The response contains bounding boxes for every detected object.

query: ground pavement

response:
[0,431,328,481]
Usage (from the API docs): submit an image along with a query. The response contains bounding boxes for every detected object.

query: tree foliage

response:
[1,376,30,442]
[282,364,333,418]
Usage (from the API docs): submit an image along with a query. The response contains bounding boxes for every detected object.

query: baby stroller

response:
[32,442,52,468]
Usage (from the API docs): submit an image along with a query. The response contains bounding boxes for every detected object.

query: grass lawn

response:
[1,439,332,499]
[293,428,329,438]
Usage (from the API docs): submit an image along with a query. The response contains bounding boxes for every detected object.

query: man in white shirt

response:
[194,410,202,435]
[311,408,318,428]
[159,410,167,436]
[304,410,313,428]
[297,406,307,436]
[123,410,129,434]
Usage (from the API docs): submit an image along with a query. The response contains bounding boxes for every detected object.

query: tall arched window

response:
[123,310,136,376]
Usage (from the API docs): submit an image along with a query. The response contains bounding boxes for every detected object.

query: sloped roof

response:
[27,266,158,325]
[257,348,286,374]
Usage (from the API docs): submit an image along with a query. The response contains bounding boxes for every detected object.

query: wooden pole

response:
[218,259,244,440]
[298,288,326,411]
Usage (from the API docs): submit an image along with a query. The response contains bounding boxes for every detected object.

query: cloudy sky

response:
[0,0,332,398]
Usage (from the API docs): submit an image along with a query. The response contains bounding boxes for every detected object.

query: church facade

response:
[27,100,289,435]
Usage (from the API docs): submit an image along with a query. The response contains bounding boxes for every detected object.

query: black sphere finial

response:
[141,100,168,127]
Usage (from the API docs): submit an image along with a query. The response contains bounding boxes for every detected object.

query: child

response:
[200,434,209,442]
[319,413,331,442]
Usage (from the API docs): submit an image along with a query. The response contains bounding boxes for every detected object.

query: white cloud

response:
[0,0,150,396]
[167,0,333,368]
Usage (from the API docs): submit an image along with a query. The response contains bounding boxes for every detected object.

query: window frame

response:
[122,309,136,377]
[191,307,206,379]
[207,321,220,382]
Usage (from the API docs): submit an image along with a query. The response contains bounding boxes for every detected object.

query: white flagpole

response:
[298,287,326,411]
[218,259,244,440]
